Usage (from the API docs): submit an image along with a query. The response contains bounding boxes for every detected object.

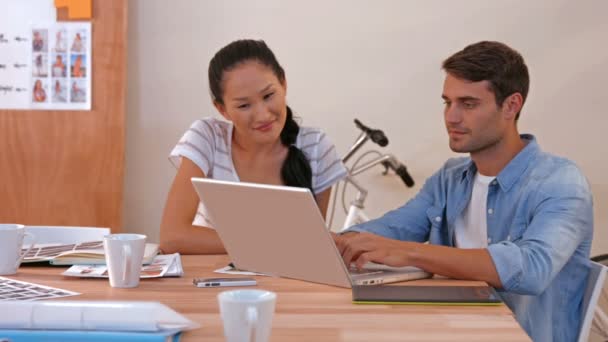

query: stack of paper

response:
[62,253,184,279]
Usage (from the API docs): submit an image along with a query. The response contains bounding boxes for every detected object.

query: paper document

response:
[214,263,269,276]
[0,0,55,109]
[62,254,184,279]
[0,277,79,301]
[0,1,92,110]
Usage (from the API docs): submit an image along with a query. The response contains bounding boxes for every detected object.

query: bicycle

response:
[327,119,415,231]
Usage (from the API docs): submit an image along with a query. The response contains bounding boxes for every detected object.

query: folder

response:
[352,285,503,306]
[0,329,181,342]
[0,300,198,341]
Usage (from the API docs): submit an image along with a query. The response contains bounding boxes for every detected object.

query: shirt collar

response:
[460,134,539,192]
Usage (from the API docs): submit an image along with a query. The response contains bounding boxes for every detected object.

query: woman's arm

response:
[159,157,226,254]
[316,188,332,219]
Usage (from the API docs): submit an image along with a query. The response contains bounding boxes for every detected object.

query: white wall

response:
[126,0,608,255]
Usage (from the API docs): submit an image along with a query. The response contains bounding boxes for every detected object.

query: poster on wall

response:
[30,22,92,110]
[0,0,92,110]
[0,0,55,109]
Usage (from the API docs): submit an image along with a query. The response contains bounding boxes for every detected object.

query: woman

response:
[52,80,66,102]
[52,55,66,77]
[71,81,85,102]
[32,31,44,52]
[55,30,66,52]
[71,33,83,52]
[72,55,84,77]
[160,39,347,254]
[33,80,46,102]
[34,54,45,77]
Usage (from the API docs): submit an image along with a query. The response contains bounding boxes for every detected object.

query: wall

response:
[0,0,126,231]
[126,0,608,255]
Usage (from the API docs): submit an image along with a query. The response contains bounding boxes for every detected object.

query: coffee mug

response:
[218,289,277,342]
[0,224,36,276]
[103,234,146,288]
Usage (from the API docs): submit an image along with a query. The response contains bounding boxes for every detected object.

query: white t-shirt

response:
[453,172,495,249]
[169,117,348,227]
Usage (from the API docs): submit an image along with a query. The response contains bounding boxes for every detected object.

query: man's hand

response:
[334,232,413,269]
[332,232,503,288]
[331,231,359,255]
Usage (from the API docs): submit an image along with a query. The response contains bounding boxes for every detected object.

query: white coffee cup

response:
[0,224,36,275]
[103,234,146,288]
[218,289,277,342]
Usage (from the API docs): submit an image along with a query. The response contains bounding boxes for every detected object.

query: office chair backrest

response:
[578,261,607,342]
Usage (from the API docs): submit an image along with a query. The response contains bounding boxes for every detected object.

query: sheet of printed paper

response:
[23,241,103,262]
[0,0,55,109]
[62,253,184,278]
[214,265,269,276]
[0,276,79,301]
[0,1,92,110]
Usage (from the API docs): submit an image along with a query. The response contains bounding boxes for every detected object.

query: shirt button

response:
[492,180,497,185]
[488,208,494,215]
[487,237,492,244]
[507,235,511,241]
[435,216,441,222]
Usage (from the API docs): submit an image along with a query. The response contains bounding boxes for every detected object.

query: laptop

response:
[191,178,431,288]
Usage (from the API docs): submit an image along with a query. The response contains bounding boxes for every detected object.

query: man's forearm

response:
[406,242,503,288]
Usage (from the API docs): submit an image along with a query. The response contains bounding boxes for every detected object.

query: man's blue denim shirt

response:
[347,135,593,342]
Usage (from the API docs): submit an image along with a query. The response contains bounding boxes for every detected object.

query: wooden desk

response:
[11,255,530,341]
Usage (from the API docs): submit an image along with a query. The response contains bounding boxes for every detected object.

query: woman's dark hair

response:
[208,39,313,194]
[442,41,529,121]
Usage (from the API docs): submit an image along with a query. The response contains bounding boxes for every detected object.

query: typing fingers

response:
[333,234,348,255]
[334,232,359,255]
[360,248,411,269]
[341,235,377,267]
[354,250,388,269]
[342,241,369,267]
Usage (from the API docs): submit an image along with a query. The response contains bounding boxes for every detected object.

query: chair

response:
[578,259,608,342]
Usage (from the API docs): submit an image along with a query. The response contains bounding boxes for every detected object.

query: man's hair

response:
[442,41,529,120]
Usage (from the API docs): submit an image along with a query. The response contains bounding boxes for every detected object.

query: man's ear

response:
[213,101,230,121]
[502,93,523,121]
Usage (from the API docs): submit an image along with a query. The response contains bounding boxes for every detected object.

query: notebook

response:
[22,241,159,266]
[352,285,503,306]
[191,178,431,288]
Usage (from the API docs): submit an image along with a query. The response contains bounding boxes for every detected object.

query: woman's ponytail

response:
[280,106,313,195]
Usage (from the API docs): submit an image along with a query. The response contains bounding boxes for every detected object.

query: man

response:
[335,41,593,342]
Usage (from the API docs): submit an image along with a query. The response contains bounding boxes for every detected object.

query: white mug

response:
[0,224,36,275]
[103,234,146,288]
[218,289,277,342]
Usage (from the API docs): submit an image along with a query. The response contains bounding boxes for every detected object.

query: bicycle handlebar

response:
[354,119,389,147]
[395,164,415,187]
[381,158,415,188]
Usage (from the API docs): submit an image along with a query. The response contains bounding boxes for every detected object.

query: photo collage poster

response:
[0,0,56,109]
[30,22,92,110]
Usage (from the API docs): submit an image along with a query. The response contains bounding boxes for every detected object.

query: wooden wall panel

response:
[0,0,127,231]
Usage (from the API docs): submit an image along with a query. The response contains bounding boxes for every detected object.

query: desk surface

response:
[11,255,530,341]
